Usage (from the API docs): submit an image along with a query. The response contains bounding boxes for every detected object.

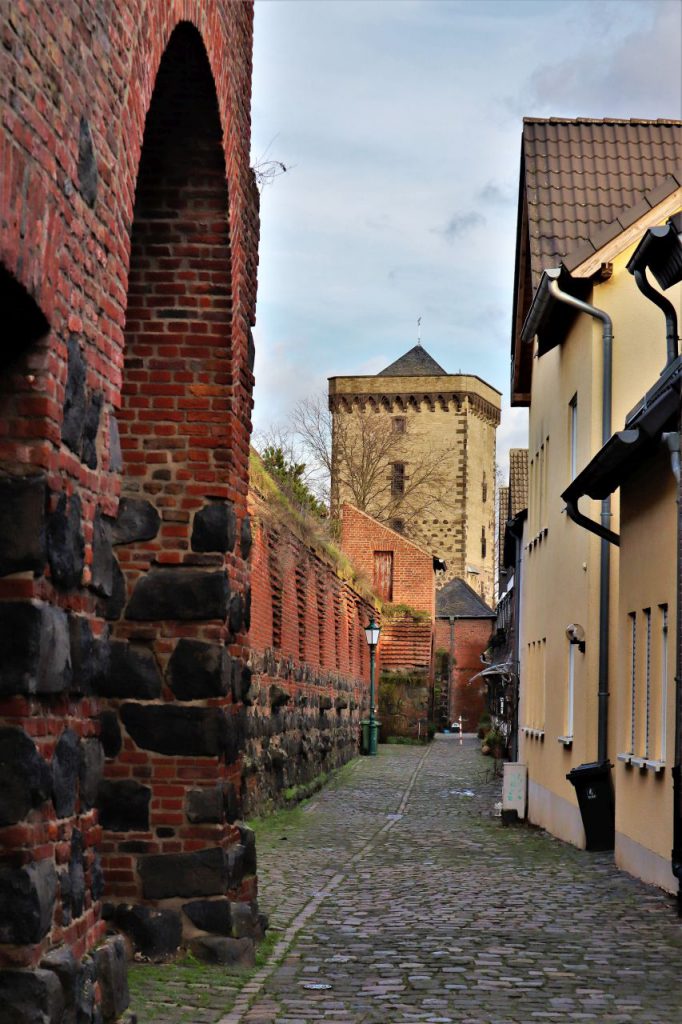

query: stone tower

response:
[329,345,501,604]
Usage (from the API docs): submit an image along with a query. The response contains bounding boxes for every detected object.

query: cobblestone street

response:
[132,738,682,1023]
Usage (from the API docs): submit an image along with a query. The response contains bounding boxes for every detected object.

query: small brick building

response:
[340,503,437,736]
[435,578,495,730]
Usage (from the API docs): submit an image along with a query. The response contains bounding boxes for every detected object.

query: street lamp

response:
[364,617,381,756]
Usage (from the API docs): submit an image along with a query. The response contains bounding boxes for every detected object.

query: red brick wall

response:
[340,504,435,616]
[0,1,258,1008]
[434,617,493,730]
[246,499,374,811]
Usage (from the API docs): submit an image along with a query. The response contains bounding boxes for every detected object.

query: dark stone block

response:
[91,853,104,902]
[97,780,151,832]
[240,516,252,559]
[247,327,255,372]
[120,703,230,757]
[243,587,251,632]
[0,726,51,826]
[125,568,229,622]
[0,473,46,577]
[79,739,104,811]
[239,825,257,876]
[0,859,57,944]
[319,696,333,712]
[98,712,122,759]
[62,335,86,454]
[186,787,224,824]
[0,968,64,1024]
[270,685,291,711]
[95,936,129,1023]
[139,848,230,900]
[69,616,110,696]
[90,509,113,597]
[167,639,229,700]
[69,830,85,920]
[231,662,251,704]
[112,904,182,960]
[76,956,97,1024]
[230,901,262,939]
[222,782,241,824]
[224,709,246,765]
[109,415,122,473]
[335,696,348,711]
[41,945,78,1015]
[58,867,72,926]
[190,935,254,967]
[78,116,98,209]
[100,558,126,621]
[191,501,236,553]
[228,593,243,634]
[96,641,162,699]
[226,845,245,888]
[47,492,85,590]
[183,898,232,935]
[82,392,103,470]
[111,498,160,546]
[52,729,80,819]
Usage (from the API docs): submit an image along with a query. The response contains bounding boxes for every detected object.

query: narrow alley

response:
[132,738,682,1024]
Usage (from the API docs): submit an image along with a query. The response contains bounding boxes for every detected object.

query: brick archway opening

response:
[97,22,258,961]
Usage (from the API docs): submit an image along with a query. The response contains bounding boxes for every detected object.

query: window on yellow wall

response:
[619,605,669,769]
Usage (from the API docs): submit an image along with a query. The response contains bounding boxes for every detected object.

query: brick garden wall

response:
[245,497,374,812]
[0,3,258,1018]
[434,617,493,730]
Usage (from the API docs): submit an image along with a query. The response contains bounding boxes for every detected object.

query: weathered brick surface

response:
[435,616,492,730]
[0,0,257,1013]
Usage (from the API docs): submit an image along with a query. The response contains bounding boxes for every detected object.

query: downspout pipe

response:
[448,615,455,725]
[631,267,679,366]
[673,418,682,913]
[547,277,613,765]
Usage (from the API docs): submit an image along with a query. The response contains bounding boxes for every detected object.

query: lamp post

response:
[364,617,381,756]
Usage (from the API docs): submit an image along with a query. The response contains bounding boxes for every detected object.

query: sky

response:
[250,0,682,479]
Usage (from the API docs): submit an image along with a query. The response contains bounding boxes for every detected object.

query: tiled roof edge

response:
[564,173,682,273]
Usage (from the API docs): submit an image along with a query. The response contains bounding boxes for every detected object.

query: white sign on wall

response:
[503,762,527,819]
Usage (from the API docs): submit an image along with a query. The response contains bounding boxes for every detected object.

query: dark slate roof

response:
[522,118,682,288]
[509,448,528,517]
[378,345,447,377]
[436,577,495,619]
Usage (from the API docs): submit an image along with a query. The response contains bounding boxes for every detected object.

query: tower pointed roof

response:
[378,345,447,377]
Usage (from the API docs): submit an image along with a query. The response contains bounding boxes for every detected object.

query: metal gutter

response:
[542,275,614,768]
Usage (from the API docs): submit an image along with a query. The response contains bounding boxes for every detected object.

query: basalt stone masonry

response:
[245,490,375,814]
[0,2,258,1019]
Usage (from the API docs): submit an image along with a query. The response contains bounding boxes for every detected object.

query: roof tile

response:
[522,118,682,286]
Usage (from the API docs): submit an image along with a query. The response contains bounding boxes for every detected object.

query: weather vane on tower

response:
[417,315,422,346]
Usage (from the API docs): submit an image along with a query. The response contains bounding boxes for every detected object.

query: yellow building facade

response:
[329,346,500,605]
[512,117,682,892]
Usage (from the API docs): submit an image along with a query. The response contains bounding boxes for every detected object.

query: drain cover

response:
[301,982,333,990]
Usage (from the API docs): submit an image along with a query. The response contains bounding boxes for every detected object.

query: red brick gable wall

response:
[340,504,435,616]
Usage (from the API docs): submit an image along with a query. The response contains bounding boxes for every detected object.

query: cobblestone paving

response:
[132,737,682,1023]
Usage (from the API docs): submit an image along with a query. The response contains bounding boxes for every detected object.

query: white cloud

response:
[251,0,681,464]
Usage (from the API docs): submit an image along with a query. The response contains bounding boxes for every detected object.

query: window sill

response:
[557,735,573,749]
[617,753,666,774]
